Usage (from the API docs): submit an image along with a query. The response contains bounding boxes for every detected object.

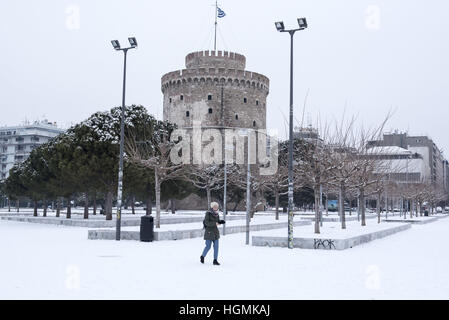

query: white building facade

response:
[0,121,65,180]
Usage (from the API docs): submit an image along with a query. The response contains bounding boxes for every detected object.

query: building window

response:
[253,120,256,127]
[208,95,212,101]
[31,136,39,142]
[180,95,184,101]
[235,114,239,120]
[186,111,190,117]
[208,108,213,114]
[244,98,247,104]
[169,98,172,103]
[15,137,24,142]
[256,100,259,106]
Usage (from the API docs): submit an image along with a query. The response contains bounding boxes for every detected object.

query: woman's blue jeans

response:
[202,239,219,260]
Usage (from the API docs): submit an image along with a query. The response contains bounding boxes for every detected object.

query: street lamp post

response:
[275,18,308,249]
[238,129,253,245]
[111,37,138,241]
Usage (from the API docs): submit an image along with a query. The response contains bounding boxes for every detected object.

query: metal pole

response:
[214,0,218,51]
[319,184,323,227]
[246,130,251,245]
[287,31,295,249]
[221,85,226,235]
[116,49,128,241]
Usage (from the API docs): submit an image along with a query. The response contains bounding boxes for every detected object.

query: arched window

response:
[208,108,213,114]
[243,97,247,104]
[253,120,256,127]
[208,94,212,101]
[235,114,239,120]
[186,111,190,117]
[256,100,259,106]
[180,95,184,101]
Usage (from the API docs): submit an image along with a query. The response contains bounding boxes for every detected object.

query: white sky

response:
[0,0,448,155]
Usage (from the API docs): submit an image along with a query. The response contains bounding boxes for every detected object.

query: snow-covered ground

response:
[1,216,449,299]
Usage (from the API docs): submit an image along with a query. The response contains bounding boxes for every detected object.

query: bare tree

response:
[126,123,184,228]
[181,164,224,209]
[326,116,361,229]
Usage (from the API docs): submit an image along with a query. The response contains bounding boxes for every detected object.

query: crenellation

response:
[162,50,269,130]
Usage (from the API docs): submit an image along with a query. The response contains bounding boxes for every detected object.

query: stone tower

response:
[161,50,269,130]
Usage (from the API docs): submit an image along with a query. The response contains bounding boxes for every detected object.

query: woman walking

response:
[200,202,225,265]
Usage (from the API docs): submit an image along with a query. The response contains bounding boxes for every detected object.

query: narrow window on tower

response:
[256,100,259,106]
[169,98,172,103]
[244,97,247,104]
[180,95,184,101]
[253,120,256,127]
[208,94,212,101]
[208,108,213,114]
[186,111,190,117]
[235,114,239,120]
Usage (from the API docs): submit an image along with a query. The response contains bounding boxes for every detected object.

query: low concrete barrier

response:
[0,212,33,217]
[88,220,312,241]
[252,223,411,250]
[383,216,439,224]
[0,214,246,228]
[299,214,378,222]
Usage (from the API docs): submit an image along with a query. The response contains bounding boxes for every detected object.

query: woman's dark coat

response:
[203,210,220,240]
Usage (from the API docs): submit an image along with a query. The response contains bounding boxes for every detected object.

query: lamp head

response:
[111,40,121,50]
[297,17,308,29]
[128,37,138,48]
[275,21,285,32]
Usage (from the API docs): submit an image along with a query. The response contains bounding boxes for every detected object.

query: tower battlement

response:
[185,50,246,69]
[161,50,269,130]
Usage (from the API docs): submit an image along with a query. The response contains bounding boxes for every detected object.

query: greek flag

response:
[217,7,226,18]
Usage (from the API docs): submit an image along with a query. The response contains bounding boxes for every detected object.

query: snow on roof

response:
[366,146,412,155]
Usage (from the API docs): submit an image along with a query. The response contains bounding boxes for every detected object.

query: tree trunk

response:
[93,194,97,215]
[250,192,256,219]
[131,196,135,215]
[56,198,61,218]
[84,192,89,219]
[275,190,279,221]
[349,198,352,216]
[359,188,366,226]
[325,193,328,216]
[410,200,414,219]
[155,172,161,228]
[415,200,418,218]
[171,198,176,214]
[146,191,152,216]
[105,189,113,220]
[33,200,38,217]
[17,199,20,212]
[43,199,47,217]
[377,192,381,223]
[206,187,211,210]
[339,183,346,229]
[66,198,71,219]
[8,198,10,212]
[314,185,320,234]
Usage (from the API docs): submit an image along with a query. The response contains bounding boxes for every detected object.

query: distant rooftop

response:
[366,146,412,155]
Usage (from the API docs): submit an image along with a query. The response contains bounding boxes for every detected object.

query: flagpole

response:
[214,0,218,51]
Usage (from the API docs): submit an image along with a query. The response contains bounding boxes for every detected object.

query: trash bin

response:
[140,215,154,242]
[424,210,429,217]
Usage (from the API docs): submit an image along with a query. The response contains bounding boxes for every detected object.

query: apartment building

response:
[0,121,65,180]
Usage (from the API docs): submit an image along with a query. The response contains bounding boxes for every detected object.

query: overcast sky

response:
[0,0,448,155]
